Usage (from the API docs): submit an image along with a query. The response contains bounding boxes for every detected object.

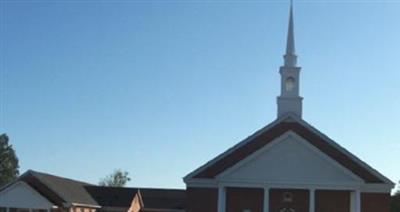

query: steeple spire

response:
[284,0,297,67]
[277,0,303,118]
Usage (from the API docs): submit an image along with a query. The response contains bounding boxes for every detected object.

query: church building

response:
[184,3,395,212]
[0,3,395,212]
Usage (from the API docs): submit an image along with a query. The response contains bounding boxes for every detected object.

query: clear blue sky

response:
[1,0,399,190]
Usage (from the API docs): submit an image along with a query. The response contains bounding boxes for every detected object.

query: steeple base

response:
[277,96,303,118]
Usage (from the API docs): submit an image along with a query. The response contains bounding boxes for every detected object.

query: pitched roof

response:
[185,115,393,184]
[20,170,99,207]
[140,188,186,210]
[85,186,139,207]
[85,186,185,210]
[1,170,186,210]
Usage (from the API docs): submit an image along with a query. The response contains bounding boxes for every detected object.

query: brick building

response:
[0,170,185,212]
[0,3,395,212]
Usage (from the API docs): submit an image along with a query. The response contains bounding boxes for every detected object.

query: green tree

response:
[0,134,19,187]
[99,169,131,187]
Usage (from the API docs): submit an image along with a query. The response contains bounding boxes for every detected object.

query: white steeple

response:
[285,1,297,67]
[277,1,303,118]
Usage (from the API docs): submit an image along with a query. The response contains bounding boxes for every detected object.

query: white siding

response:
[221,132,363,185]
[0,182,54,209]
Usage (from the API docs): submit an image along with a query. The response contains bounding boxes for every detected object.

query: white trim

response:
[216,131,364,184]
[309,189,315,212]
[295,116,394,186]
[23,171,100,209]
[217,186,225,212]
[184,114,294,181]
[263,187,270,212]
[351,190,361,212]
[360,183,393,193]
[350,192,355,212]
[185,179,218,188]
[219,181,361,191]
[70,203,101,208]
[290,132,363,182]
[215,132,285,179]
[184,113,394,188]
[0,181,55,207]
[186,178,392,193]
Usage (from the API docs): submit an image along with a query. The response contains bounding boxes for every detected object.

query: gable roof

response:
[185,114,393,185]
[217,131,365,184]
[140,188,186,211]
[85,186,185,211]
[85,186,139,208]
[1,170,186,210]
[19,170,100,207]
[0,181,55,208]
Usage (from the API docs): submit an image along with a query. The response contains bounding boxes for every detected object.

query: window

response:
[285,77,295,91]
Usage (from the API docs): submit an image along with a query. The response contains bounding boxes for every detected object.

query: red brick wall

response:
[361,193,390,212]
[269,189,309,212]
[186,187,218,212]
[226,187,264,212]
[128,193,142,212]
[315,190,350,212]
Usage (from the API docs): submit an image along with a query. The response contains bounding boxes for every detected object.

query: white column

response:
[263,187,270,212]
[355,190,361,212]
[309,189,315,212]
[218,186,226,212]
[350,192,355,212]
[350,190,361,212]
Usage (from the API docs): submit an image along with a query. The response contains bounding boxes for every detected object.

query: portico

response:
[216,184,361,212]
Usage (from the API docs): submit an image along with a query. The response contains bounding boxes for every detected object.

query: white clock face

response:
[285,77,295,91]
